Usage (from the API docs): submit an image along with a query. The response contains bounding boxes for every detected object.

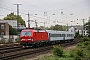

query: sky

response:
[0,0,90,27]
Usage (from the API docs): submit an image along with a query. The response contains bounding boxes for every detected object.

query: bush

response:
[69,51,75,57]
[75,32,82,38]
[15,37,20,43]
[77,43,82,47]
[84,41,89,46]
[0,37,6,43]
[75,56,81,60]
[87,45,90,50]
[53,45,63,57]
[82,37,90,42]
[8,39,13,43]
[75,49,84,57]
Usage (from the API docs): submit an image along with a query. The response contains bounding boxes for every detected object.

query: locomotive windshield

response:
[21,31,32,36]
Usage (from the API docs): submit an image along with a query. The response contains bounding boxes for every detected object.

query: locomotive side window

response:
[21,31,32,36]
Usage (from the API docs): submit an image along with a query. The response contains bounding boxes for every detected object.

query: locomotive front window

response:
[22,31,32,36]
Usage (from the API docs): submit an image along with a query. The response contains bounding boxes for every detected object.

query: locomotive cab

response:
[20,29,35,46]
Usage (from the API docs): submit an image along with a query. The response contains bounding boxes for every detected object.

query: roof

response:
[0,21,8,23]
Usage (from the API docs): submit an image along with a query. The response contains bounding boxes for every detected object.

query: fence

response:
[0,35,20,44]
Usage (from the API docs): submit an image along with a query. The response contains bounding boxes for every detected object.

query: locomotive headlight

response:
[28,39,32,40]
[22,39,25,40]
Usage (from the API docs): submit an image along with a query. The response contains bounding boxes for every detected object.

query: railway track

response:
[0,38,81,60]
[0,46,53,60]
[0,43,20,47]
[0,44,22,54]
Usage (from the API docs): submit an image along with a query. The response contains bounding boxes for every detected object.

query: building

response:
[0,22,9,35]
[0,20,17,29]
[0,20,26,29]
[68,25,88,36]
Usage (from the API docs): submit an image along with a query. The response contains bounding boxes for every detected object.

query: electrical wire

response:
[0,0,89,25]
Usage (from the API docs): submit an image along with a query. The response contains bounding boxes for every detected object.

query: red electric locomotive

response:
[20,28,49,47]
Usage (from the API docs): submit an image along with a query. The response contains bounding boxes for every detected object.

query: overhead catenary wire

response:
[0,4,89,26]
[46,0,88,12]
[18,0,88,12]
[19,0,45,11]
[0,1,89,26]
[0,5,66,25]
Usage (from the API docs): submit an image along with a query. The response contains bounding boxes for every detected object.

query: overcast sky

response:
[0,0,90,27]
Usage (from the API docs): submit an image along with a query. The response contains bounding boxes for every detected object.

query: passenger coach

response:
[20,28,74,47]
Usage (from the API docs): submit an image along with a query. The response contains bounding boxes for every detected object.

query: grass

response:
[24,37,90,60]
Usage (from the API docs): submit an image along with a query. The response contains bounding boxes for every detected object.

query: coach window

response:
[52,34,54,37]
[54,34,56,37]
[60,34,62,37]
[61,34,62,37]
[1,24,4,29]
[50,34,52,37]
[67,34,68,37]
[51,34,53,37]
[62,34,64,37]
[72,34,73,37]
[57,34,58,37]
[68,34,69,37]
[69,34,70,37]
[58,34,60,37]
[62,34,63,37]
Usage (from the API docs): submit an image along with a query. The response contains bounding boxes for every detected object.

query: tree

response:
[88,17,90,22]
[53,46,63,57]
[55,24,66,31]
[47,26,55,30]
[9,25,18,35]
[47,24,66,31]
[84,17,90,37]
[3,12,26,26]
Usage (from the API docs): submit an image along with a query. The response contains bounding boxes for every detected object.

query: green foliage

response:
[77,43,82,47]
[15,37,20,43]
[75,32,82,38]
[82,37,90,42]
[75,49,84,57]
[9,25,18,35]
[3,12,26,26]
[0,37,5,43]
[32,36,90,60]
[87,45,90,50]
[47,25,66,31]
[75,56,81,60]
[54,25,66,31]
[84,41,89,46]
[59,57,74,60]
[63,51,72,58]
[53,45,63,57]
[47,26,55,30]
[84,17,90,37]
[48,56,59,60]
[8,39,13,43]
